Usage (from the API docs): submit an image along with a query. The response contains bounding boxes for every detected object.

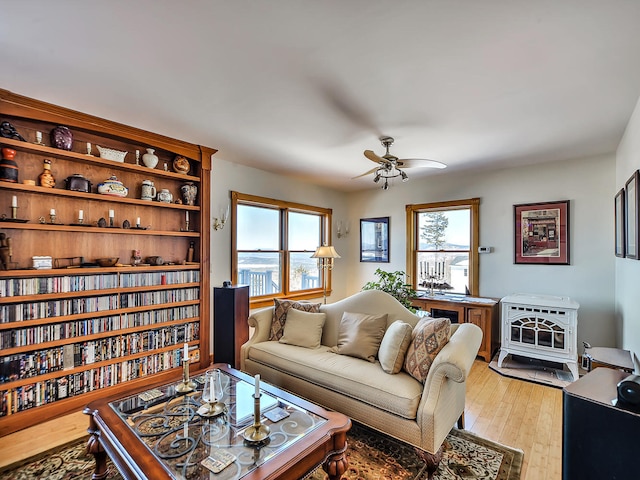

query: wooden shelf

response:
[0,137,200,183]
[0,221,199,237]
[0,181,200,210]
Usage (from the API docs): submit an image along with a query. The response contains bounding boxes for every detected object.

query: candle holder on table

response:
[242,394,271,444]
[176,358,196,394]
[199,369,225,417]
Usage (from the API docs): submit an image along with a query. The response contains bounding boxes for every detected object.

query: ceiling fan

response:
[354,136,446,190]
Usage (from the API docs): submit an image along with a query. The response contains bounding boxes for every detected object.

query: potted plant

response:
[362,268,417,312]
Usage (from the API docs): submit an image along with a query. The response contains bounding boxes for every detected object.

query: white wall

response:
[616,95,640,369]
[210,151,618,356]
[346,154,617,351]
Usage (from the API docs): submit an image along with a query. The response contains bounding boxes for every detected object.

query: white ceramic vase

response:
[142,148,159,169]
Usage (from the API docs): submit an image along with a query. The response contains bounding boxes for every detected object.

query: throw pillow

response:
[378,320,414,374]
[279,308,326,348]
[404,317,452,383]
[330,311,388,362]
[270,299,322,340]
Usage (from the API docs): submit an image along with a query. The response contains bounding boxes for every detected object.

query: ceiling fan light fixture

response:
[401,170,409,182]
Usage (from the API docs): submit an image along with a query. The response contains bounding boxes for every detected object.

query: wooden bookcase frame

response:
[0,89,213,436]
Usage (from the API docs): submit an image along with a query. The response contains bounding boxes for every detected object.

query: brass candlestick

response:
[49,213,56,224]
[242,394,270,444]
[11,206,17,220]
[176,359,196,393]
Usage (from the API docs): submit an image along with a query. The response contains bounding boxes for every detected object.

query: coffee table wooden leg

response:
[85,408,109,480]
[322,434,349,480]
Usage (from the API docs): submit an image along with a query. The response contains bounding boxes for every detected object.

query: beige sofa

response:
[240,290,482,474]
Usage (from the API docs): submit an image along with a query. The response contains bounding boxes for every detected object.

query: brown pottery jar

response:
[38,159,56,188]
[0,148,19,183]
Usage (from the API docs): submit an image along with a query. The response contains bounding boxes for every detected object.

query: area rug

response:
[0,423,522,480]
[489,353,576,388]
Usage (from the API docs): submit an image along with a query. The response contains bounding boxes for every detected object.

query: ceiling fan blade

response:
[364,150,391,165]
[397,158,447,169]
[351,166,380,179]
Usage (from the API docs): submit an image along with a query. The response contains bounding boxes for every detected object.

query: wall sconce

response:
[213,205,230,231]
[337,221,350,238]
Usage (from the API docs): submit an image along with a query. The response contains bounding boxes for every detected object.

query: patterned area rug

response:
[0,423,522,480]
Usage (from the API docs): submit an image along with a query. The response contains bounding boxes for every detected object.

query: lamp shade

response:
[311,245,341,259]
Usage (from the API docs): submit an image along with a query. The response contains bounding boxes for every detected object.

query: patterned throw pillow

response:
[270,299,322,340]
[403,317,451,383]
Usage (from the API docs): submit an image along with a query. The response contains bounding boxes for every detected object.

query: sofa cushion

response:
[279,309,326,348]
[378,320,413,374]
[247,341,424,419]
[270,299,322,340]
[330,311,388,362]
[404,317,451,383]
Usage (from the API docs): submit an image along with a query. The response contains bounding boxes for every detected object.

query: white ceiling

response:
[2,1,640,191]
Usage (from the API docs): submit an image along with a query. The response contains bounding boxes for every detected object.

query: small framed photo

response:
[615,188,625,258]
[360,217,389,262]
[514,200,570,265]
[625,170,639,259]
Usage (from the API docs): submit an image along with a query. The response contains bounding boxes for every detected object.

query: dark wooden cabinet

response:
[562,368,639,479]
[213,285,249,368]
[411,295,499,361]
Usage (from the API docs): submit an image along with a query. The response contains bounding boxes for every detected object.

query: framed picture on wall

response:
[360,217,390,262]
[514,200,570,265]
[615,188,626,258]
[625,170,639,259]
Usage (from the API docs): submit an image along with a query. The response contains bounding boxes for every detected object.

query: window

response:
[232,192,332,307]
[406,198,479,296]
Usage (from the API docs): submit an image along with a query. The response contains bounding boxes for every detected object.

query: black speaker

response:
[617,374,640,408]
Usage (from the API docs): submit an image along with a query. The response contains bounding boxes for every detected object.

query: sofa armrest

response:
[415,322,483,450]
[240,306,273,371]
[425,322,483,386]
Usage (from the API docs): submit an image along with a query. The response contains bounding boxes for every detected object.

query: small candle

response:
[185,211,189,222]
[209,376,215,402]
[78,210,84,220]
[254,374,260,397]
[183,343,188,362]
[108,209,114,218]
[136,217,141,226]
[35,131,42,143]
[50,208,55,216]
[87,142,91,154]
[11,196,17,207]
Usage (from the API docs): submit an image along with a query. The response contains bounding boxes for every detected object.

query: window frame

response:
[231,191,333,308]
[405,198,480,296]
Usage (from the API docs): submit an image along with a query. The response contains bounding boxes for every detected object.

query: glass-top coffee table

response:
[84,364,350,480]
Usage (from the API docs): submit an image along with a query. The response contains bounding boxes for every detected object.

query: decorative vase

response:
[0,148,19,183]
[38,159,55,188]
[142,148,159,169]
[180,182,198,206]
[97,175,128,197]
[157,188,173,204]
[50,126,73,150]
[173,155,190,174]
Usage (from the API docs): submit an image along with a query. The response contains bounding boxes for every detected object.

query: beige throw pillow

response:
[270,299,322,340]
[378,320,414,374]
[330,311,388,362]
[279,308,326,348]
[404,317,451,383]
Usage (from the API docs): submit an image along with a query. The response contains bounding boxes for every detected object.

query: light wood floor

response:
[0,360,562,479]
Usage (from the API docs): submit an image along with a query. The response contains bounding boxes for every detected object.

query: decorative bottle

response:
[38,159,55,188]
[0,148,19,183]
[142,148,159,169]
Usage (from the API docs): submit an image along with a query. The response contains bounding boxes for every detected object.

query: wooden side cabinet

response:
[213,285,249,369]
[411,295,499,361]
[562,368,639,479]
